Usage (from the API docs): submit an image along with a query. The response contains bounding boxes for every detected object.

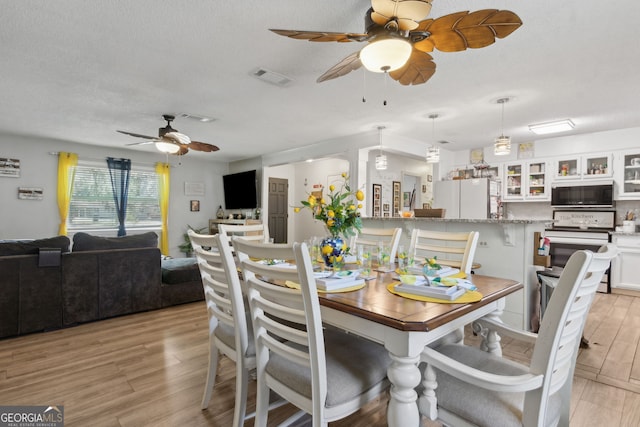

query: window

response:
[68,161,161,231]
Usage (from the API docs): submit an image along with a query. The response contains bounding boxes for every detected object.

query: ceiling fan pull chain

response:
[383,72,389,106]
[362,69,367,103]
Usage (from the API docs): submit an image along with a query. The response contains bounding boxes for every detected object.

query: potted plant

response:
[178,225,208,257]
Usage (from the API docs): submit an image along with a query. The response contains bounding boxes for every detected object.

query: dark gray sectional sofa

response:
[0,232,203,339]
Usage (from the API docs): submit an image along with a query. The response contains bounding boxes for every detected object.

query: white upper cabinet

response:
[503,160,550,201]
[553,153,613,181]
[615,150,640,200]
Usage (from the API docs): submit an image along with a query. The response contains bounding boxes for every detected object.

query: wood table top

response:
[318,272,522,332]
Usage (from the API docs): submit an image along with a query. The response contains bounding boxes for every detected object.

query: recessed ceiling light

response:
[528,119,574,135]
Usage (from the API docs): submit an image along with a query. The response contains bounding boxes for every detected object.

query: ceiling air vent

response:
[251,68,293,87]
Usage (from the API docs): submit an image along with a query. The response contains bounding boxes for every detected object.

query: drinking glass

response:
[357,245,373,278]
[397,245,408,275]
[377,242,390,271]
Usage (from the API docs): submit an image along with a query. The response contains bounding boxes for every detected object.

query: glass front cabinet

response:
[554,153,613,181]
[616,150,640,199]
[503,160,550,201]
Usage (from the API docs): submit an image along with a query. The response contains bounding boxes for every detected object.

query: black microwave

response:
[551,183,614,207]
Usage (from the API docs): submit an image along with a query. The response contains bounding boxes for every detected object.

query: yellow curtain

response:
[155,162,170,255]
[57,152,78,235]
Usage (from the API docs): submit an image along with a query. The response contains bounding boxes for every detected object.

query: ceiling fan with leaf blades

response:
[270,0,522,86]
[117,114,220,155]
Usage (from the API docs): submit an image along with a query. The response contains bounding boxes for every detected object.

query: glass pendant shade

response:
[493,98,511,155]
[360,38,412,73]
[375,154,388,170]
[426,146,440,163]
[494,135,511,156]
[155,141,180,154]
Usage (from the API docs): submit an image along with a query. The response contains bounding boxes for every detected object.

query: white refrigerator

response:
[433,178,499,219]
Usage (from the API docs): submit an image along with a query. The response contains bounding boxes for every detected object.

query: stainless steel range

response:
[544,210,615,292]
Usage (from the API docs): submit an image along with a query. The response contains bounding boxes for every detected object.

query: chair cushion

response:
[432,343,562,427]
[161,257,200,284]
[214,311,255,357]
[265,328,390,408]
[72,231,158,252]
[0,236,70,256]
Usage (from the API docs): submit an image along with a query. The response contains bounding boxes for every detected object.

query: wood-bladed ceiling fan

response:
[117,114,220,155]
[270,0,522,85]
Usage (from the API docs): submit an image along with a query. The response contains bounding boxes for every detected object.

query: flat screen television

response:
[222,170,258,209]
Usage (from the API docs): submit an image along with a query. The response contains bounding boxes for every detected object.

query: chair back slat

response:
[409,229,479,275]
[353,227,402,261]
[219,223,270,243]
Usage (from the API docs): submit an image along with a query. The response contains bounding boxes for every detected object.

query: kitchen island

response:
[361,217,551,330]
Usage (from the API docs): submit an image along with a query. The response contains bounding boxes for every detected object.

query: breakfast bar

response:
[360,217,549,330]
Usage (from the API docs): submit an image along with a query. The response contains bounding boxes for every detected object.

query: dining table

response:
[315,269,522,427]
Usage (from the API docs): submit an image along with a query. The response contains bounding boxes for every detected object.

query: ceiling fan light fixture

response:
[164,131,191,145]
[360,37,412,73]
[494,135,511,156]
[155,141,181,154]
[528,119,575,135]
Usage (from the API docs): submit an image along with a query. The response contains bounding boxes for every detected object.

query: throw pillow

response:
[0,235,71,256]
[72,232,158,252]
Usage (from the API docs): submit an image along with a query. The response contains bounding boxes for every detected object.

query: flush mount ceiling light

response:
[528,119,575,135]
[494,97,511,156]
[426,114,440,163]
[360,36,412,73]
[375,126,388,170]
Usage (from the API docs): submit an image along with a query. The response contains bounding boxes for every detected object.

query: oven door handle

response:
[548,237,609,245]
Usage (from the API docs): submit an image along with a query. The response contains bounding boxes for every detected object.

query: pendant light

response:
[375,126,387,170]
[426,114,440,163]
[494,97,511,156]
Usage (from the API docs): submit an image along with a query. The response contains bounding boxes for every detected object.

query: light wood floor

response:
[1,292,640,426]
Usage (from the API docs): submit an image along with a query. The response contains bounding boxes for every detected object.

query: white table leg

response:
[386,353,422,427]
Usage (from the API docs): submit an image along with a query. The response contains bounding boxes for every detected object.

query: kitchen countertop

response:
[610,231,640,236]
[362,217,551,225]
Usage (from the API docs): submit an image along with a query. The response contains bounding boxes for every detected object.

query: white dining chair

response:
[352,227,402,262]
[188,230,284,427]
[408,229,480,275]
[218,222,270,243]
[232,238,391,427]
[418,243,617,427]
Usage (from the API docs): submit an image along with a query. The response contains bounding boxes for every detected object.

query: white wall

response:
[0,133,228,257]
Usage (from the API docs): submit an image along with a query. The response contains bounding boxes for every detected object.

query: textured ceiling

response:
[1,0,639,162]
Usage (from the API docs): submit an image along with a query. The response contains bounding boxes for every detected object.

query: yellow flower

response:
[322,245,333,255]
[358,203,363,209]
[341,172,347,178]
[356,190,364,201]
[329,184,335,192]
[349,204,355,211]
[428,258,437,265]
[308,195,316,206]
[327,210,335,218]
[327,219,335,227]
[294,207,300,213]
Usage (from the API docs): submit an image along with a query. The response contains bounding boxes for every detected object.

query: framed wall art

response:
[0,158,20,177]
[190,200,200,212]
[392,181,401,216]
[372,183,382,217]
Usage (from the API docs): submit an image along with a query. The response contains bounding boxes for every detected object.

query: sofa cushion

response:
[161,257,200,284]
[72,232,158,252]
[0,236,71,256]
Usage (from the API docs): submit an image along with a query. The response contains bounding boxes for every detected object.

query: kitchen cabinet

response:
[553,153,613,181]
[615,150,640,199]
[610,234,640,291]
[503,160,550,201]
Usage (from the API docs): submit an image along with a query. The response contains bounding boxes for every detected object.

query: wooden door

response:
[268,177,288,243]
